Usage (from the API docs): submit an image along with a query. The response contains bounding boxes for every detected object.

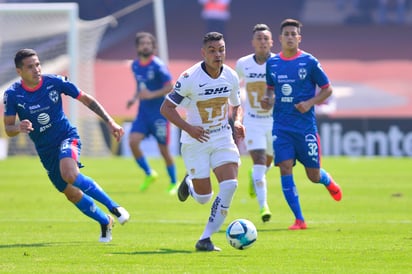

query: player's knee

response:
[192,191,213,204]
[307,173,320,183]
[61,170,78,184]
[63,185,82,203]
[219,179,238,195]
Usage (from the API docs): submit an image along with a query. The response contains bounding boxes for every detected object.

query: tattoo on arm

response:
[88,100,111,122]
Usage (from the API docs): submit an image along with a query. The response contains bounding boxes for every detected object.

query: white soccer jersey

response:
[167,61,241,144]
[235,53,275,121]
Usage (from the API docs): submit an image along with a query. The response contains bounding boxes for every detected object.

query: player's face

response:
[16,55,42,88]
[201,39,225,75]
[252,30,273,55]
[279,26,301,51]
[137,36,154,58]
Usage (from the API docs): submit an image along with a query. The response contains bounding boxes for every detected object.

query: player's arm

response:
[261,86,275,110]
[126,90,139,109]
[295,84,332,114]
[231,105,245,140]
[138,82,173,100]
[3,115,34,137]
[77,92,124,142]
[160,93,209,143]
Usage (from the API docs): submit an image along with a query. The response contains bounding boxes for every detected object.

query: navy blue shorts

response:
[39,137,83,192]
[273,129,321,168]
[130,112,170,145]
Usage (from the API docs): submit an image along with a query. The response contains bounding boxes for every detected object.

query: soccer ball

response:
[226,219,257,250]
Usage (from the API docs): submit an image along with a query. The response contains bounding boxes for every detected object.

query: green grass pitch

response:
[0,156,411,273]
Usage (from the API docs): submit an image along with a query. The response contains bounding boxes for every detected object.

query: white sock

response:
[200,179,237,240]
[186,176,214,204]
[253,165,268,209]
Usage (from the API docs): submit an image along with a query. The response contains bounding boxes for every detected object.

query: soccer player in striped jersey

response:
[262,19,342,230]
[235,23,275,223]
[126,32,178,195]
[3,48,129,242]
[161,32,245,251]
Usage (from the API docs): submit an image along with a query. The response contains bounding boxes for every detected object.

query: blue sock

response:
[136,157,151,175]
[73,173,118,211]
[319,168,331,186]
[75,194,109,225]
[281,174,304,221]
[167,164,177,184]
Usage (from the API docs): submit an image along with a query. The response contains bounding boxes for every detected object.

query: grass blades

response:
[0,156,411,273]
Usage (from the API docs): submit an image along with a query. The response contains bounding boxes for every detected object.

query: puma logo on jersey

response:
[203,86,230,95]
[17,103,26,109]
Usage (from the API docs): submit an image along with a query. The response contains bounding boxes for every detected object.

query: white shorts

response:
[181,132,240,179]
[243,118,273,155]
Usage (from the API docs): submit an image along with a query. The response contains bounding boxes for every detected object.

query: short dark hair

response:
[14,48,37,68]
[135,32,157,48]
[280,18,302,34]
[202,32,224,45]
[253,23,271,33]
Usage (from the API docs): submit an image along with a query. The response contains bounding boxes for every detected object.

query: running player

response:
[235,23,275,223]
[160,32,245,251]
[3,48,130,242]
[126,32,178,194]
[262,19,342,230]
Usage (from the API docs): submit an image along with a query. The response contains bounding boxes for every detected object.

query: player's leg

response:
[274,131,306,229]
[154,119,177,194]
[179,142,213,203]
[299,133,342,201]
[47,161,114,242]
[58,138,129,225]
[63,184,113,242]
[129,118,157,191]
[305,167,342,201]
[249,149,271,222]
[196,139,240,251]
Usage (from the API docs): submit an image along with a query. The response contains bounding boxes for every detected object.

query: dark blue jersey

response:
[266,50,330,133]
[3,74,80,154]
[131,55,172,116]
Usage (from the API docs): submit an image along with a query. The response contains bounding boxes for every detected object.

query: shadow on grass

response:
[0,242,84,249]
[112,248,193,255]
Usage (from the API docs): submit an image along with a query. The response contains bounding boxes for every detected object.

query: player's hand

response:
[295,101,311,113]
[261,95,274,110]
[188,126,209,143]
[138,89,153,100]
[233,120,245,140]
[126,98,135,109]
[19,119,34,133]
[108,121,124,142]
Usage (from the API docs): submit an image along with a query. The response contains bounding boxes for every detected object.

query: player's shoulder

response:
[4,81,21,95]
[266,53,281,65]
[236,53,255,65]
[222,64,239,78]
[299,50,319,62]
[152,55,166,65]
[180,61,203,77]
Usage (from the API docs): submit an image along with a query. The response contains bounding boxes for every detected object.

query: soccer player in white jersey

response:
[235,23,275,223]
[160,32,245,252]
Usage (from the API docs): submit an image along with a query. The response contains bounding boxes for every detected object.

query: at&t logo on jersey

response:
[38,112,52,132]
